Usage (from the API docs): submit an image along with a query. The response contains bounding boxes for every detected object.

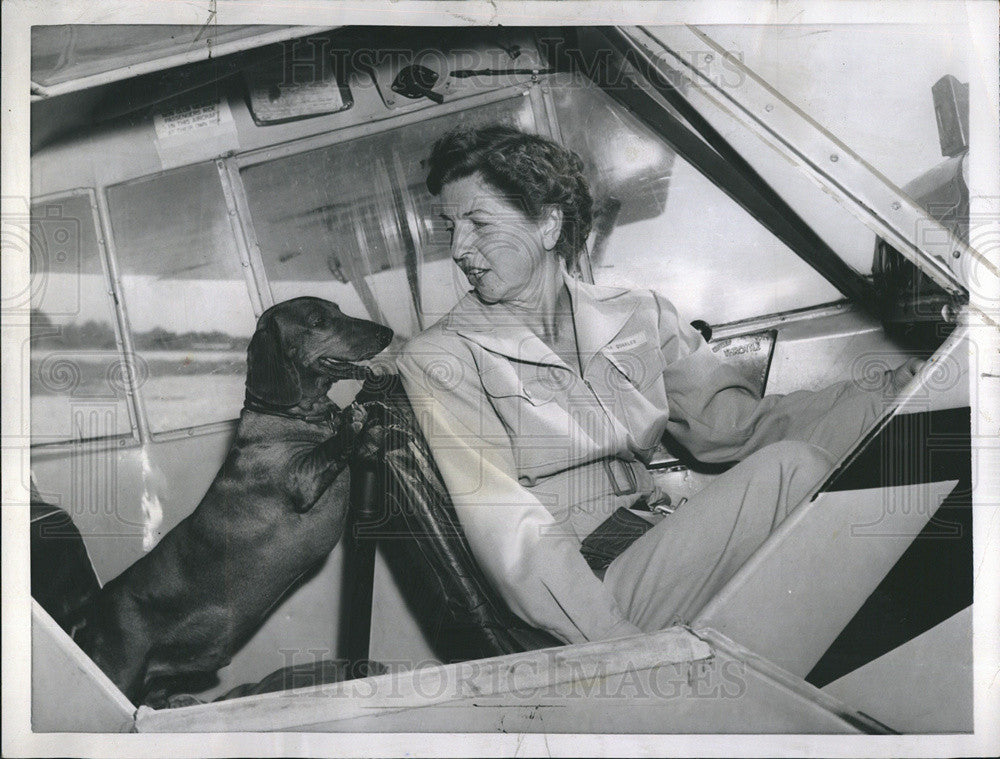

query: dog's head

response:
[246,297,393,408]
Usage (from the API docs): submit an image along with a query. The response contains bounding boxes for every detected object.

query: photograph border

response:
[3,1,998,756]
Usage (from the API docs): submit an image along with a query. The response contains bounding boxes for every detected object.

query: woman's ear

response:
[246,316,301,407]
[540,205,564,251]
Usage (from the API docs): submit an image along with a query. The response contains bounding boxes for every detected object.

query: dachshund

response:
[74,297,394,707]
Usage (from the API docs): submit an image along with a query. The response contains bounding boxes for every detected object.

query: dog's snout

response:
[354,322,393,361]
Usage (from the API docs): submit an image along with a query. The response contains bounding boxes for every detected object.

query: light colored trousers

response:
[604,439,837,632]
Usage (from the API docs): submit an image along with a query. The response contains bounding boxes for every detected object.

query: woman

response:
[395,125,919,645]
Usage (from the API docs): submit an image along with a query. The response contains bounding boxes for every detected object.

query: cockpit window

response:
[240,95,536,339]
[552,79,842,325]
[701,24,971,248]
[30,192,133,443]
[106,163,257,434]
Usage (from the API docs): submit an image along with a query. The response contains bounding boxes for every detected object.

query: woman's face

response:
[439,173,560,305]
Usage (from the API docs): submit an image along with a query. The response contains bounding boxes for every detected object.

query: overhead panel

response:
[31,25,335,98]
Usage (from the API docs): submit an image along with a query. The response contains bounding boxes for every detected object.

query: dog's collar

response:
[243,396,341,426]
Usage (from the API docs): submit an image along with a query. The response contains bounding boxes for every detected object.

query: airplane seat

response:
[343,324,781,662]
[29,481,101,635]
[350,374,561,663]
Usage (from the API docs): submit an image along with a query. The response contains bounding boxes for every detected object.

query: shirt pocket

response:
[480,361,550,406]
[479,360,581,477]
[602,344,668,393]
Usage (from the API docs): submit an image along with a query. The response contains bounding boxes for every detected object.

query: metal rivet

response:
[704,53,714,62]
[764,103,773,112]
[830,154,839,162]
[891,201,901,210]
[953,249,962,259]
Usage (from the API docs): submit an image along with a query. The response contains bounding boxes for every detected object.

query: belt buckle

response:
[652,495,685,516]
[603,458,637,497]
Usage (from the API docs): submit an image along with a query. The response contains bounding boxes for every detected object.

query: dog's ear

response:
[246,316,301,407]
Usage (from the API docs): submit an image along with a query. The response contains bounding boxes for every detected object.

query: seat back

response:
[353,375,560,662]
[30,483,101,633]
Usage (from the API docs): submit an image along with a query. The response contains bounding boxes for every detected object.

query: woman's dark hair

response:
[425,124,594,267]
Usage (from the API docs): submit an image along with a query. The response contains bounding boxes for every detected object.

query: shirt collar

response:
[447,266,637,370]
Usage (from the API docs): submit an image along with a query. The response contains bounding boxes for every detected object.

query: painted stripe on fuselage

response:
[806,407,972,687]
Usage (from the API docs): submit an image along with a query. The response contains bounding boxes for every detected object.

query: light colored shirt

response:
[396,272,892,644]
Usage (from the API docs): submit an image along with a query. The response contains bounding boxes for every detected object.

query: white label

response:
[153,98,233,140]
[608,333,649,353]
[153,96,240,170]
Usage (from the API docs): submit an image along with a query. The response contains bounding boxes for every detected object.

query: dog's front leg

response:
[287,405,368,512]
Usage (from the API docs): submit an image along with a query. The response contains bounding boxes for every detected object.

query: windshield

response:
[707,24,973,197]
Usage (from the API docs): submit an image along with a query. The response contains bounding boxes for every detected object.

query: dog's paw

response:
[347,403,368,435]
[354,422,410,463]
[334,402,370,442]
